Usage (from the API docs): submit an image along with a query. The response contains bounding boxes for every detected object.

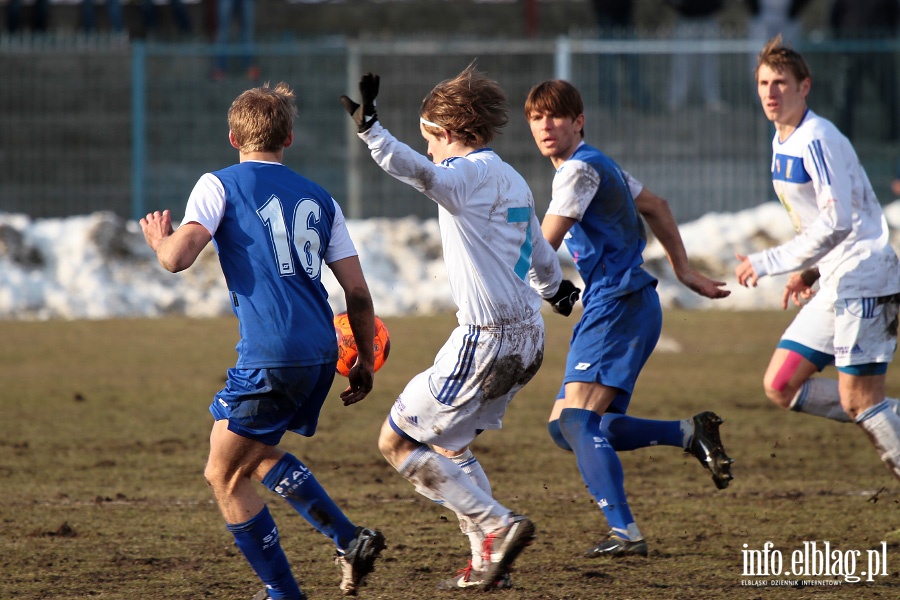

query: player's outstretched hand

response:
[340,361,374,406]
[546,279,581,316]
[735,253,759,288]
[782,272,816,309]
[140,209,174,253]
[339,72,380,133]
[679,269,731,299]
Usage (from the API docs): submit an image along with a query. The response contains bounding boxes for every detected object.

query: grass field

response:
[2,310,899,599]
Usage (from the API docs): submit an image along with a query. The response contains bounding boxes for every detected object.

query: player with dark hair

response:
[736,36,900,481]
[525,78,733,558]
[141,82,385,600]
[340,66,578,590]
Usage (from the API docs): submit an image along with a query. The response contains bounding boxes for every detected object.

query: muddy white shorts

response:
[780,291,899,369]
[389,312,545,452]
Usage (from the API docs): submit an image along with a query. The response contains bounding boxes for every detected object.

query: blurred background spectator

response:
[81,0,125,34]
[745,0,811,48]
[830,0,899,141]
[6,0,49,33]
[141,0,193,38]
[213,0,258,81]
[665,0,726,112]
[592,0,655,111]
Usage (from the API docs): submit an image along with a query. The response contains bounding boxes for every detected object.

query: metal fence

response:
[1,34,898,223]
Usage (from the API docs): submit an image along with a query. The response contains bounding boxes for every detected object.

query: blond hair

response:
[228,82,297,153]
[419,64,508,147]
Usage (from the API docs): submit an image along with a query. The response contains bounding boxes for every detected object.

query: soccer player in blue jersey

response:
[735,36,900,482]
[140,82,385,600]
[525,79,733,558]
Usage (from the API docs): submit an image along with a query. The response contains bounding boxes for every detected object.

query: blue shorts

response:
[559,284,662,414]
[209,364,336,446]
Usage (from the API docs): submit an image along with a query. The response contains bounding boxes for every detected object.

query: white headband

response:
[419,116,444,129]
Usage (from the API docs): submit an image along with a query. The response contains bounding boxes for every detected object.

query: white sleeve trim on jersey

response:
[621,169,644,200]
[547,159,600,221]
[182,173,226,236]
[360,122,479,215]
[323,199,359,264]
[749,138,853,278]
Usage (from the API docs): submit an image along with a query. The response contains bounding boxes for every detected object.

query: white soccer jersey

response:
[360,123,562,326]
[748,109,900,300]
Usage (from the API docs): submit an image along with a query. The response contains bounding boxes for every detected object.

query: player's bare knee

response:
[840,399,865,421]
[763,384,794,409]
[766,388,794,409]
[763,374,796,409]
[377,429,406,467]
[203,461,245,495]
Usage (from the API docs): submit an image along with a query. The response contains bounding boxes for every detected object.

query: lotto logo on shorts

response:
[575,362,591,370]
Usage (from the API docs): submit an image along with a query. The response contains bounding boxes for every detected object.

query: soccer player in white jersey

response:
[735,35,900,482]
[340,66,580,590]
[141,83,385,600]
[525,79,732,559]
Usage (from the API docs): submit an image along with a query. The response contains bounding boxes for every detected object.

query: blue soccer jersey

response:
[547,143,657,305]
[185,161,353,369]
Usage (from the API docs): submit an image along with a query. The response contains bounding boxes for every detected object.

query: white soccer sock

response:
[398,446,509,532]
[451,449,492,570]
[679,418,693,449]
[855,401,900,482]
[612,523,643,542]
[789,380,900,423]
[452,448,493,495]
[789,379,851,422]
[888,397,900,417]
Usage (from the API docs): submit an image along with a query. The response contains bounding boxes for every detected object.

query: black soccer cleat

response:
[688,411,734,490]
[335,527,387,596]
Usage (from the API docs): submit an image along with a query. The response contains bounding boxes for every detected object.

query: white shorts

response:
[389,312,545,452]
[781,292,899,368]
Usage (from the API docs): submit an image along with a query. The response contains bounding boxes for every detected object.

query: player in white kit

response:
[735,35,900,482]
[340,66,579,590]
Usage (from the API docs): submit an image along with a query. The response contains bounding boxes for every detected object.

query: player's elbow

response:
[157,253,189,273]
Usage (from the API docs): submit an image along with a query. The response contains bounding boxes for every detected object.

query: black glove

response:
[546,279,581,317]
[339,72,380,133]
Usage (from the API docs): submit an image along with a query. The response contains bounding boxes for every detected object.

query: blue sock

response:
[548,419,573,451]
[262,453,358,551]
[558,408,639,540]
[227,505,302,600]
[601,413,685,451]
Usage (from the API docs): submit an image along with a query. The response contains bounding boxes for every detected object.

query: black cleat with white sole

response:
[688,411,734,490]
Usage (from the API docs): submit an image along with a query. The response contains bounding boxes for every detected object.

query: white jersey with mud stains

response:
[359,122,562,326]
[748,109,900,300]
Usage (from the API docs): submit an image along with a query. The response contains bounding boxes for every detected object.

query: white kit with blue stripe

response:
[359,122,562,327]
[748,109,900,301]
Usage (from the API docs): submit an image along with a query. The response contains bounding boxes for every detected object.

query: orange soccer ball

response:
[333,312,391,377]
